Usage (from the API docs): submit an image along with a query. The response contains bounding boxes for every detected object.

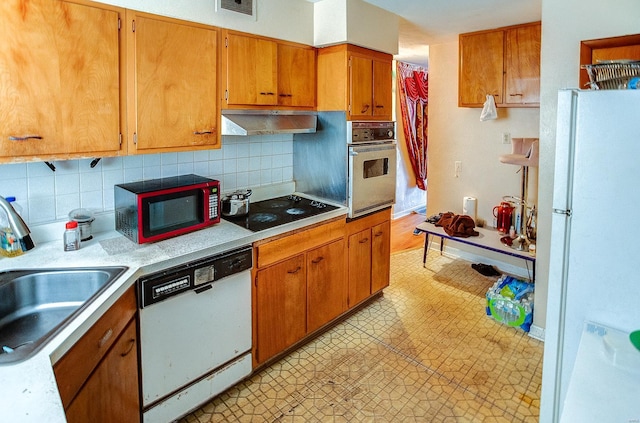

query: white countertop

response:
[0,202,347,422]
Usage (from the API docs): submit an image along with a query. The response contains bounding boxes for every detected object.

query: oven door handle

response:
[349,143,396,155]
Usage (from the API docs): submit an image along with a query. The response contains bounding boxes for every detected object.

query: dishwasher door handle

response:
[194,284,213,294]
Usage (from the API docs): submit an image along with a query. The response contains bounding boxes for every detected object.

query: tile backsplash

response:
[0,135,293,226]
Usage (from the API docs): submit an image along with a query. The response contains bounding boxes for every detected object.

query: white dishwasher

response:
[138,246,252,423]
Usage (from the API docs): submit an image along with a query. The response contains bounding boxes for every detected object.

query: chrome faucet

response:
[0,196,35,252]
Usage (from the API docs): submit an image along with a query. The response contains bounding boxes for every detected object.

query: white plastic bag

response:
[480,94,497,121]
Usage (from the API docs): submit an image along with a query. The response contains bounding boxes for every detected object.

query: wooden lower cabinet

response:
[65,320,139,423]
[255,254,307,364]
[307,239,347,333]
[253,218,347,366]
[347,209,391,308]
[371,220,391,294]
[54,287,140,423]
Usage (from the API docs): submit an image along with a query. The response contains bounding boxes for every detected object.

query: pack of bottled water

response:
[486,275,534,332]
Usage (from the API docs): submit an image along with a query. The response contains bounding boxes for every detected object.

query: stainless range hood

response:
[221,109,317,136]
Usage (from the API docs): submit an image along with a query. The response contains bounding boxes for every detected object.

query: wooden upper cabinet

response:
[225,32,278,106]
[350,55,374,118]
[0,0,124,163]
[459,22,540,108]
[128,11,219,154]
[373,59,393,117]
[317,44,393,120]
[459,30,504,106]
[504,24,541,105]
[277,44,316,108]
[223,30,315,109]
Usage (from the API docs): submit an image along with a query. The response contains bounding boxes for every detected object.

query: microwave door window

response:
[145,191,203,237]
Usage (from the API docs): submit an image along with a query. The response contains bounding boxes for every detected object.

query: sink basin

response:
[0,266,128,364]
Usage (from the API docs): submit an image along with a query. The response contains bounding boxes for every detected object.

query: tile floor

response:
[180,248,543,422]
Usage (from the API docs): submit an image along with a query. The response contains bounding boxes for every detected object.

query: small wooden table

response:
[414,222,536,281]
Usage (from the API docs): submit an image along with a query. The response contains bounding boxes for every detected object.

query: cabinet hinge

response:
[117,17,121,31]
[119,133,122,146]
[225,37,228,48]
[133,132,137,145]
[225,90,229,101]
[132,20,135,33]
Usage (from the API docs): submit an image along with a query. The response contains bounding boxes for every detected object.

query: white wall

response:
[94,0,315,44]
[314,0,399,54]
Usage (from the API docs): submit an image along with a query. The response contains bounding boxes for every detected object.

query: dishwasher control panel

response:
[138,246,252,308]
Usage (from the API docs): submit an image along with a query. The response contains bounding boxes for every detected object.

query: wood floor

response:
[390,211,425,254]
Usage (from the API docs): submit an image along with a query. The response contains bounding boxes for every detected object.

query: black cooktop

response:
[222,194,338,232]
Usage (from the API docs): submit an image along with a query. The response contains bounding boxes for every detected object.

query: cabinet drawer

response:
[346,208,390,236]
[256,218,345,268]
[54,287,136,409]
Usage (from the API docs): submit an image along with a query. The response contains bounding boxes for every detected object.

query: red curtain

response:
[397,61,428,190]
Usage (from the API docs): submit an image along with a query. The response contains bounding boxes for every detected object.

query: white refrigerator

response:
[541,89,640,422]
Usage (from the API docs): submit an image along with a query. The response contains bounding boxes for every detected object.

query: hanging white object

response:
[480,94,498,121]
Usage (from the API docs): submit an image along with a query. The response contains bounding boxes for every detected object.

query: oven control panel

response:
[347,121,395,144]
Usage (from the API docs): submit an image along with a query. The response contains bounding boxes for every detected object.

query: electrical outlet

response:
[454,161,461,178]
[502,132,511,144]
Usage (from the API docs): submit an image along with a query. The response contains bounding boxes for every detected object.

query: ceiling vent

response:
[219,0,254,17]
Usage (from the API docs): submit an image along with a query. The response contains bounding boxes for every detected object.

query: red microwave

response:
[114,174,220,244]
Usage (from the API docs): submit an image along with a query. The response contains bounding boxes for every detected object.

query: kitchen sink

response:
[0,266,128,364]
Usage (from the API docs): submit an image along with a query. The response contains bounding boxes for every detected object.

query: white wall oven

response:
[347,121,397,218]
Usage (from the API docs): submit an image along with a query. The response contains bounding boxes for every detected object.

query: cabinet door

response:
[505,24,540,105]
[349,55,374,119]
[226,33,277,106]
[371,220,391,293]
[458,30,504,107]
[131,13,218,152]
[372,59,392,118]
[255,255,306,364]
[307,239,347,333]
[65,319,139,423]
[0,0,121,161]
[348,229,372,307]
[277,44,316,107]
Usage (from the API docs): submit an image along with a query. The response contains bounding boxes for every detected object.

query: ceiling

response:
[311,0,542,68]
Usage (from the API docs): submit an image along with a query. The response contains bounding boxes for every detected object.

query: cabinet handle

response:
[98,328,113,348]
[360,104,370,114]
[278,93,293,97]
[193,130,213,135]
[359,237,369,244]
[509,93,523,96]
[260,92,275,96]
[8,135,43,141]
[120,339,136,357]
[287,266,302,274]
[374,231,384,237]
[311,256,324,264]
[375,105,384,109]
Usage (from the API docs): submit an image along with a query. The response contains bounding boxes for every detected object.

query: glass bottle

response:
[64,221,80,251]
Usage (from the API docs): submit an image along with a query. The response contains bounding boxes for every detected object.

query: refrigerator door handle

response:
[553,208,571,216]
